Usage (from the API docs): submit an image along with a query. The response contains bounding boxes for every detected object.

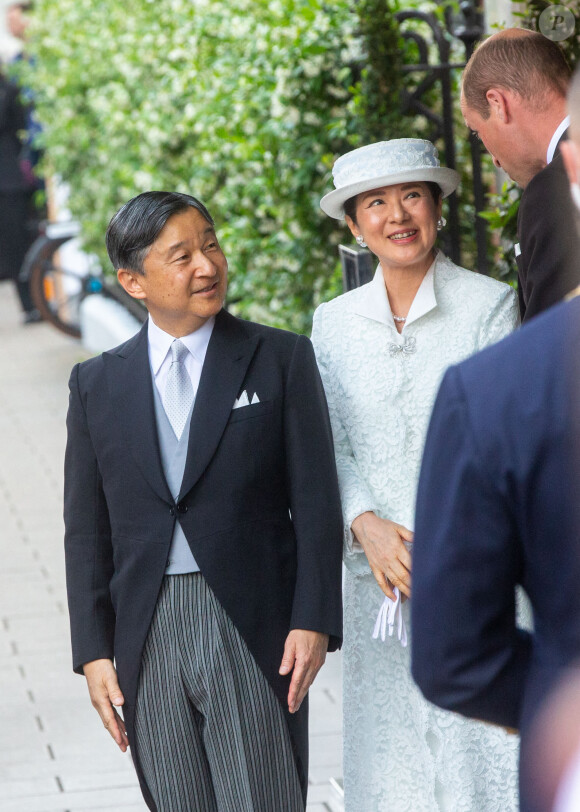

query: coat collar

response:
[106,323,172,503]
[105,310,259,503]
[353,253,438,329]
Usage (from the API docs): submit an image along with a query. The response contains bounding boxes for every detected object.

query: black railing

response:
[339,244,375,291]
[395,1,486,273]
[342,1,487,290]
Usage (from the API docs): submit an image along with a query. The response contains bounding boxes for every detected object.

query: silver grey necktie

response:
[163,339,194,439]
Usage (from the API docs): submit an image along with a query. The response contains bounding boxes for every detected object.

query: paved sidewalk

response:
[0,283,343,812]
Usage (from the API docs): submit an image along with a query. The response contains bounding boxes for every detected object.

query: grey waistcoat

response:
[152,378,199,574]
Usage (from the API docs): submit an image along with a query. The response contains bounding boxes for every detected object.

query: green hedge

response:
[23,0,413,332]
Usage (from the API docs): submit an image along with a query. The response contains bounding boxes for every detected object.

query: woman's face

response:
[346,181,442,276]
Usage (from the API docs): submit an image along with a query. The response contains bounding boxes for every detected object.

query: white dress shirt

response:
[147,316,215,402]
[547,116,570,164]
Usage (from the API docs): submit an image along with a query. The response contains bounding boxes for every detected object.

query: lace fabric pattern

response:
[312,253,527,811]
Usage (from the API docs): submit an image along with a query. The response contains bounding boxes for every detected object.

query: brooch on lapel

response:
[389,336,417,357]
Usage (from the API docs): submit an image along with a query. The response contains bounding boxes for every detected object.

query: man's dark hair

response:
[106,191,214,274]
[343,181,442,224]
[462,30,571,119]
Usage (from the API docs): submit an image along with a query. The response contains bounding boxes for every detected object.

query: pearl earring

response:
[437,217,447,231]
[356,235,367,247]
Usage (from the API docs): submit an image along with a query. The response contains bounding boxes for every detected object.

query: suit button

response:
[176,503,188,514]
[169,507,175,517]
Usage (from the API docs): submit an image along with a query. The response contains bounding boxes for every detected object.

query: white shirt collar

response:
[354,254,438,329]
[547,116,570,164]
[404,260,436,327]
[147,315,215,375]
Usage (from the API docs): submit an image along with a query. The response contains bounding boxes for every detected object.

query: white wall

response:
[484,0,515,31]
[0,1,23,64]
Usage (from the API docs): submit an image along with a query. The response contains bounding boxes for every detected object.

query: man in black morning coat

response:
[461,28,580,321]
[64,191,343,811]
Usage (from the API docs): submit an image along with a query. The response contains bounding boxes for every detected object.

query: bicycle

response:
[19,220,146,338]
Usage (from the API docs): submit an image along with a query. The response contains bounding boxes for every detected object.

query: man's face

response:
[6,5,29,40]
[460,91,533,188]
[119,207,228,337]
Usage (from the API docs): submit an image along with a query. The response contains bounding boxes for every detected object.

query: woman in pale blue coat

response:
[312,139,527,812]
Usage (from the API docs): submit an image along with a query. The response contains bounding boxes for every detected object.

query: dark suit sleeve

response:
[64,363,115,674]
[0,78,25,134]
[410,365,532,729]
[518,157,580,321]
[283,335,343,650]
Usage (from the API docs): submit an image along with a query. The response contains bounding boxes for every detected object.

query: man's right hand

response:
[83,658,129,752]
[351,512,413,600]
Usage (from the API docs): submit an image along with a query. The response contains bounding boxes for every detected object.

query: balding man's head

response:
[462,29,570,119]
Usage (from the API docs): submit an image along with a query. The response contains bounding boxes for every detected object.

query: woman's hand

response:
[351,512,413,600]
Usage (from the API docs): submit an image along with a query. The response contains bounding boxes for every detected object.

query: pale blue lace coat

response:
[312,252,528,812]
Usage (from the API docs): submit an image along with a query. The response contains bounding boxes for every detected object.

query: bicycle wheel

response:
[25,234,85,338]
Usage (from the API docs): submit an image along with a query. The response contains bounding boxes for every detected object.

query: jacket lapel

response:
[106,323,173,504]
[178,310,259,501]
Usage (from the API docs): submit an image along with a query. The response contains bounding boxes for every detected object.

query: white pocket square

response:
[233,390,261,410]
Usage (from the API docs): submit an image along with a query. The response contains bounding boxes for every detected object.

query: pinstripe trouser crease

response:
[135,572,304,812]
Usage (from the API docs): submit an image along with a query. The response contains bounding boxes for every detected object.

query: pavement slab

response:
[0,282,343,811]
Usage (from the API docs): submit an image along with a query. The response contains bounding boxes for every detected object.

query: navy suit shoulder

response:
[452,294,578,426]
[412,297,580,735]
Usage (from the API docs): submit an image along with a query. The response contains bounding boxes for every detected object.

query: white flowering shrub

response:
[25,0,410,330]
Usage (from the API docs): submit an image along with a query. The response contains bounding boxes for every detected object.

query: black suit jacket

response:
[516,143,580,321]
[411,297,580,812]
[64,309,343,808]
[0,75,28,192]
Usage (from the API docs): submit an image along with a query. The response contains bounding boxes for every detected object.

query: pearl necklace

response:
[392,313,407,323]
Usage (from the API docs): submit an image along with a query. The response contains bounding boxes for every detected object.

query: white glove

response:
[372,588,407,647]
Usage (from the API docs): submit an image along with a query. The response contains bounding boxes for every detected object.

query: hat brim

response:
[320,167,460,219]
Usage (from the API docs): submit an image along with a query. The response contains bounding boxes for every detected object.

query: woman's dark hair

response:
[105,191,214,273]
[343,181,442,225]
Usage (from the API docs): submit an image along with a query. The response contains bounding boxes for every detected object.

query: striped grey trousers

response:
[135,573,304,812]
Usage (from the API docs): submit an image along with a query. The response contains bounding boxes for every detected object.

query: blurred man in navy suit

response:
[411,66,580,812]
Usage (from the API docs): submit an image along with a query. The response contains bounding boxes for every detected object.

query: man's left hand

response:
[279,629,329,714]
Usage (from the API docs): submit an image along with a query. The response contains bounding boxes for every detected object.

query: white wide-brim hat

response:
[320,138,460,220]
